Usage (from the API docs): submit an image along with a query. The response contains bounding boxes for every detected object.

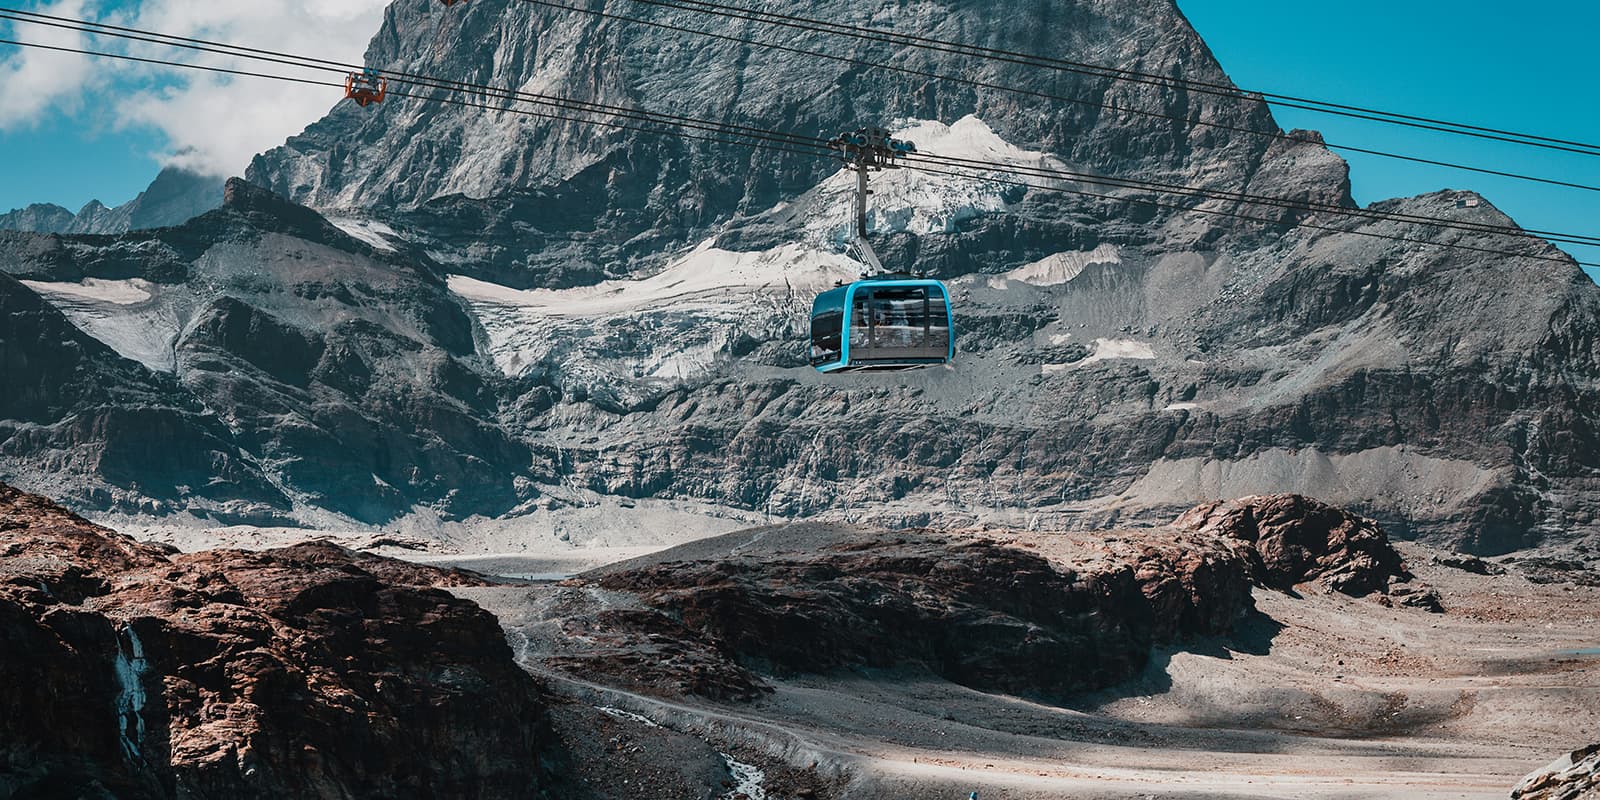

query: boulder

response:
[1512,743,1600,800]
[581,530,1254,700]
[1173,494,1412,597]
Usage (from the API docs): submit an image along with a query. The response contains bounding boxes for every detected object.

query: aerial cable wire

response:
[0,7,836,153]
[4,10,1593,249]
[14,2,1600,199]
[509,0,1600,195]
[0,37,834,162]
[899,152,1600,248]
[0,35,1595,267]
[621,0,1600,157]
[1,12,1592,250]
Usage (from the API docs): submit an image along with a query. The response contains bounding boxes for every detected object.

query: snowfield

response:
[448,241,858,319]
[327,216,401,252]
[448,242,858,380]
[1041,338,1158,374]
[21,278,186,372]
[448,115,1082,384]
[1001,244,1123,286]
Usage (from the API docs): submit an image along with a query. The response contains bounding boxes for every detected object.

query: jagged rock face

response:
[0,168,223,236]
[0,270,283,515]
[0,179,535,523]
[247,0,1307,286]
[1173,493,1412,596]
[0,202,75,233]
[239,0,1597,551]
[1512,743,1600,800]
[581,529,1253,699]
[0,482,559,799]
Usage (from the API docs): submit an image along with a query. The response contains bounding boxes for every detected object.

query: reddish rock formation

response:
[1107,529,1258,641]
[1173,494,1415,596]
[0,482,559,799]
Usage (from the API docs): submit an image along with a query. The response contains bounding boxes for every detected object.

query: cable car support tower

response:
[827,127,916,277]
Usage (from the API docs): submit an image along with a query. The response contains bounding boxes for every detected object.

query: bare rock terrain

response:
[0,482,560,799]
[3,481,1597,799]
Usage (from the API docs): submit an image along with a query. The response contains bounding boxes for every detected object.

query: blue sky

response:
[1,0,1595,282]
[1178,0,1600,280]
[0,0,385,212]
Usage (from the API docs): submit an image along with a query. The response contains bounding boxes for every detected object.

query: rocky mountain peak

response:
[0,167,223,237]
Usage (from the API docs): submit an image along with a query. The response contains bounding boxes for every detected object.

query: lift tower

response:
[826,127,916,276]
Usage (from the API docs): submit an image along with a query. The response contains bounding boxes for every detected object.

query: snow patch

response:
[450,241,855,318]
[22,278,153,305]
[22,278,185,372]
[328,217,399,252]
[1003,244,1122,286]
[1041,338,1156,373]
[800,115,1069,245]
[1162,402,1200,412]
[597,705,660,728]
[449,241,856,379]
[113,625,149,763]
[722,755,767,800]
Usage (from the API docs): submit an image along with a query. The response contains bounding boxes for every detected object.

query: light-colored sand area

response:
[105,495,766,576]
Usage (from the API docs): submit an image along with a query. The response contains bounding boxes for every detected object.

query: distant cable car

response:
[810,275,955,372]
[344,68,387,107]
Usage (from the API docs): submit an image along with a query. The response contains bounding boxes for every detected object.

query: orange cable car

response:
[344,69,387,107]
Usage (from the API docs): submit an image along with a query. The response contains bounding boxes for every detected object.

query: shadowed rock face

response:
[564,528,1255,700]
[0,482,559,799]
[530,496,1423,701]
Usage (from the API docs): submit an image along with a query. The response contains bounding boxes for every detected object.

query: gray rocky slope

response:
[1,0,1597,554]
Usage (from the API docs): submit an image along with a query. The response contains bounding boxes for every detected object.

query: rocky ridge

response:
[0,178,536,524]
[0,480,561,799]
[1513,743,1600,800]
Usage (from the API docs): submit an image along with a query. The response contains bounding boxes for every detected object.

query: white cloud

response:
[0,0,100,126]
[0,0,389,176]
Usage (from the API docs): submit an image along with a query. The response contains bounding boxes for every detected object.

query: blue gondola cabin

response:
[810,277,955,373]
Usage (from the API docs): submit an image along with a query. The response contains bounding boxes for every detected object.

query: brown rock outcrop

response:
[1512,743,1600,799]
[1173,494,1416,597]
[0,482,559,799]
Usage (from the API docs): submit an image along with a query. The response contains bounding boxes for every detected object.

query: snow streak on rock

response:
[721,755,767,800]
[1001,244,1123,286]
[21,278,185,373]
[112,625,149,764]
[800,116,1064,246]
